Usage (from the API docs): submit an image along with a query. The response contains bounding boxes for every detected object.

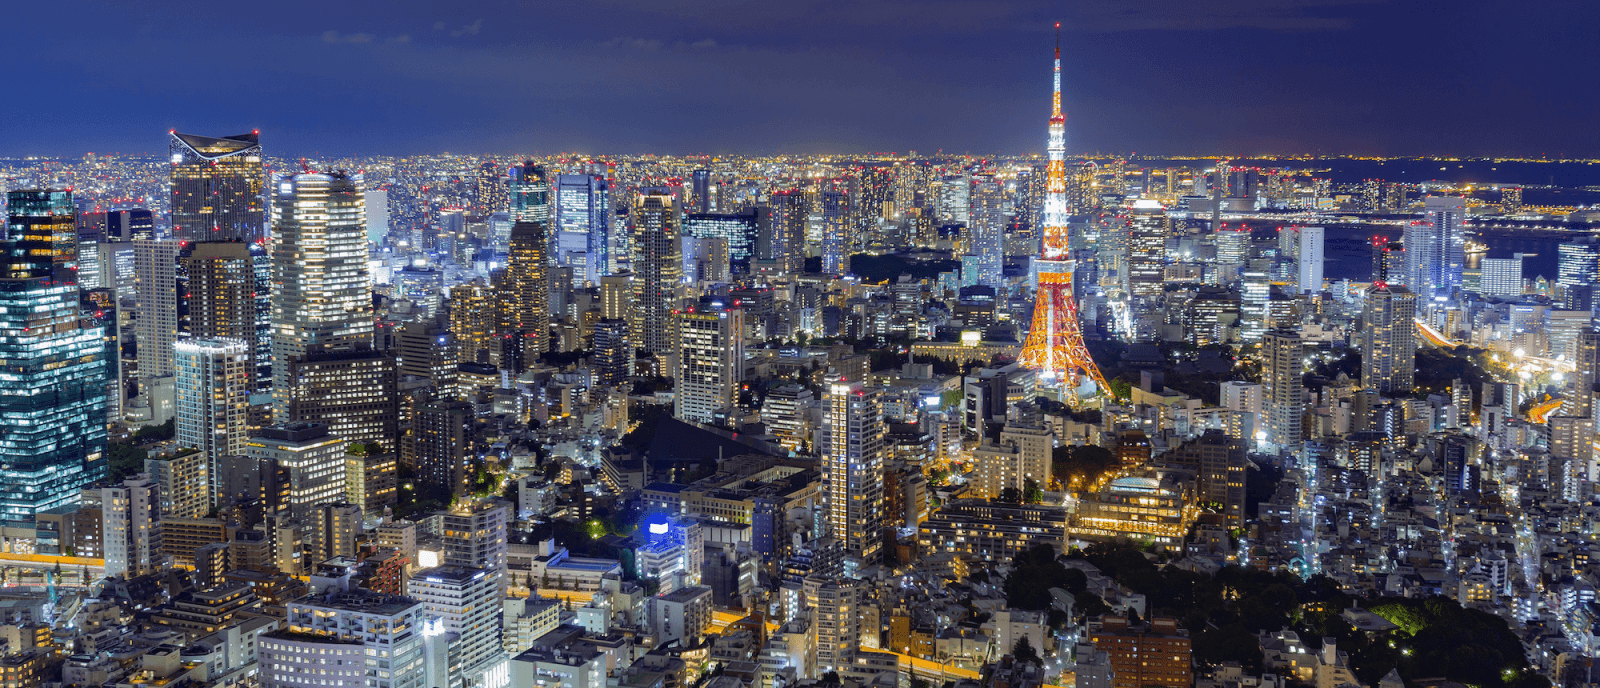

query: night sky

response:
[8,0,1597,158]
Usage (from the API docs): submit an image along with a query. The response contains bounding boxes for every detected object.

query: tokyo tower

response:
[1017,24,1111,404]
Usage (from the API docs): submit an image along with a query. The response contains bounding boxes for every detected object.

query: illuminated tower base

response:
[1019,260,1110,405]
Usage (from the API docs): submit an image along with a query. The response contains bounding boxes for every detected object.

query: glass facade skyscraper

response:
[170,131,265,243]
[684,209,760,274]
[554,173,611,286]
[0,190,107,526]
[270,172,373,418]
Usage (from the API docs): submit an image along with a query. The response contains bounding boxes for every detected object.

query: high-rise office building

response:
[554,173,611,286]
[674,301,745,424]
[500,227,549,372]
[5,189,78,280]
[1297,226,1325,294]
[1127,200,1168,297]
[1361,285,1417,395]
[1262,329,1303,448]
[633,190,683,356]
[691,168,714,213]
[969,175,1005,289]
[169,131,265,243]
[364,189,390,244]
[135,238,181,385]
[1406,196,1466,298]
[174,338,250,506]
[102,474,161,579]
[1480,254,1525,298]
[271,172,373,418]
[821,375,885,571]
[593,319,631,387]
[180,241,258,384]
[1215,227,1250,266]
[408,566,505,688]
[245,423,348,521]
[0,191,108,526]
[284,349,400,449]
[1427,196,1466,295]
[685,209,760,273]
[1558,237,1600,310]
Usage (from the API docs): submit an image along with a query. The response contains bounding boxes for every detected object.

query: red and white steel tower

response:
[1017,25,1111,404]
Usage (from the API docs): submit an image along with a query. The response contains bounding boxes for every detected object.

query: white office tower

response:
[821,375,885,573]
[674,302,745,424]
[175,338,250,507]
[244,423,348,520]
[364,189,389,244]
[134,238,180,387]
[262,589,428,688]
[271,172,373,419]
[1297,226,1325,294]
[1262,329,1304,450]
[102,474,161,578]
[1219,381,1263,443]
[409,566,507,688]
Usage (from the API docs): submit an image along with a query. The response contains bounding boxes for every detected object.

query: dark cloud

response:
[2,0,1596,157]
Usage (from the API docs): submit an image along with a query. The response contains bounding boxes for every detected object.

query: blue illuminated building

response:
[554,173,611,286]
[685,209,760,274]
[0,190,108,526]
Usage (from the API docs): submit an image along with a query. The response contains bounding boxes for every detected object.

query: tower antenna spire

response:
[1019,20,1113,405]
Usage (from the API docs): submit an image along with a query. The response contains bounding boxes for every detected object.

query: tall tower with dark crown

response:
[1018,25,1111,404]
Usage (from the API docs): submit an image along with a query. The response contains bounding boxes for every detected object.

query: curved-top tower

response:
[1018,24,1111,404]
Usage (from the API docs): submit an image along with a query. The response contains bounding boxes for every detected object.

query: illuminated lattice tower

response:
[1018,26,1111,405]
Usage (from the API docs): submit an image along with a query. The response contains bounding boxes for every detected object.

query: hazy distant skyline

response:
[6,0,1597,158]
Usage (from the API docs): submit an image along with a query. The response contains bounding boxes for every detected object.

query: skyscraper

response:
[1126,200,1168,297]
[1262,329,1303,449]
[414,400,474,498]
[593,318,632,387]
[1297,226,1325,294]
[271,171,374,418]
[408,566,505,688]
[1406,196,1466,298]
[819,189,849,276]
[134,239,181,387]
[674,300,745,424]
[181,241,258,385]
[169,131,264,243]
[969,175,1005,288]
[1427,196,1467,295]
[500,166,551,372]
[685,209,760,273]
[1561,328,1598,419]
[174,338,250,507]
[1558,237,1600,309]
[284,350,400,449]
[554,173,611,285]
[633,189,683,356]
[0,191,108,525]
[763,191,806,274]
[821,375,885,572]
[1361,285,1417,395]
